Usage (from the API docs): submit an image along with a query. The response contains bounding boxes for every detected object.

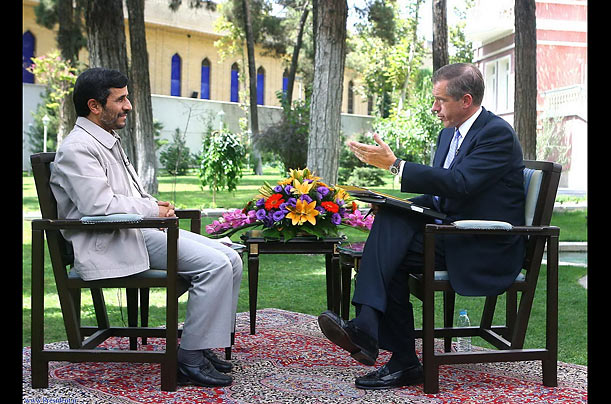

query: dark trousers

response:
[352,206,446,356]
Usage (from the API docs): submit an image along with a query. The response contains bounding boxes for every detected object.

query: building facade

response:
[22,0,370,115]
[465,0,587,190]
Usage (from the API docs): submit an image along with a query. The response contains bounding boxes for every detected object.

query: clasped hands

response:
[158,200,176,218]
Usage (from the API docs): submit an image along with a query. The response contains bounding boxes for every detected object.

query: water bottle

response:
[456,310,472,352]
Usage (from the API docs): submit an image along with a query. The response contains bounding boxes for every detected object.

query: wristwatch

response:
[389,158,402,176]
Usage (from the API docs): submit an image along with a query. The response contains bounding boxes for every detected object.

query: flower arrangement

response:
[205,168,374,241]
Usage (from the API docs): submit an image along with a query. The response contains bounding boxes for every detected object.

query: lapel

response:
[435,128,455,168]
[448,107,489,168]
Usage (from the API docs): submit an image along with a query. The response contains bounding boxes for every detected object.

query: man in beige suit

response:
[50,67,242,388]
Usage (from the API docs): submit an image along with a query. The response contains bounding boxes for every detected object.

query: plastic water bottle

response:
[456,310,472,352]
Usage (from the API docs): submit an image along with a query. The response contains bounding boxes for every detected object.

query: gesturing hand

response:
[347,133,397,170]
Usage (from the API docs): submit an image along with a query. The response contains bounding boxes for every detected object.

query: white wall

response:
[22,83,374,171]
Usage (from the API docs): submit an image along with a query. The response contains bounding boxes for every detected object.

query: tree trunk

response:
[514,0,537,160]
[286,1,310,105]
[85,0,136,163]
[432,0,449,72]
[55,0,80,146]
[307,0,347,185]
[241,0,263,175]
[126,0,158,194]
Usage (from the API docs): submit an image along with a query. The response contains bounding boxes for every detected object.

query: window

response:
[282,68,289,97]
[347,80,354,114]
[171,53,181,96]
[484,56,512,113]
[201,58,211,99]
[23,31,35,83]
[230,62,239,102]
[257,66,265,105]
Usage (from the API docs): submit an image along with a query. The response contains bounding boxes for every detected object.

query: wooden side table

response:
[240,230,344,334]
[337,241,366,320]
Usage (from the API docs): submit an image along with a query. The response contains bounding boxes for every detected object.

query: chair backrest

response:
[30,152,74,267]
[30,152,59,220]
[521,160,562,273]
[523,160,562,227]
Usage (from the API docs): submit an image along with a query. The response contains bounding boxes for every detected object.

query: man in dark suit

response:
[318,63,525,390]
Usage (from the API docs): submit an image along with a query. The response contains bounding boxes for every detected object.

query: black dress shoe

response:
[355,363,423,390]
[317,310,379,366]
[203,348,233,373]
[177,358,233,387]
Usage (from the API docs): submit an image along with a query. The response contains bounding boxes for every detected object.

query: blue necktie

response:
[443,128,461,168]
[434,128,461,212]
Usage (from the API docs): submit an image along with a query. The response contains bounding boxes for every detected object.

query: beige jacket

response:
[50,117,159,281]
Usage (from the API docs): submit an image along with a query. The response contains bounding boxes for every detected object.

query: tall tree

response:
[514,0,537,159]
[126,0,158,194]
[432,0,449,72]
[84,0,135,163]
[34,0,86,146]
[284,0,310,105]
[241,0,264,175]
[307,0,347,184]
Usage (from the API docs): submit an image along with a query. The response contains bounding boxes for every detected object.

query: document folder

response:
[340,185,447,220]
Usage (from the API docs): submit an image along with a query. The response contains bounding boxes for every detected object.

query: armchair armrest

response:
[425,223,560,237]
[175,209,202,234]
[31,217,179,231]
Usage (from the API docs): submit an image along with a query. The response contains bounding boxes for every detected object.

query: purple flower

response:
[284,185,294,194]
[331,212,342,225]
[255,209,267,220]
[300,194,312,203]
[317,186,330,197]
[256,198,265,208]
[273,185,283,193]
[287,197,297,206]
[272,210,286,221]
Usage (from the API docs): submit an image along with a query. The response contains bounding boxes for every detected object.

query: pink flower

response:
[344,209,374,231]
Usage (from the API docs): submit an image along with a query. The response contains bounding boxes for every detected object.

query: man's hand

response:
[158,200,176,218]
[347,133,397,170]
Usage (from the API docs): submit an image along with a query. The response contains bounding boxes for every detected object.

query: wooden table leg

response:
[340,260,352,320]
[248,246,260,335]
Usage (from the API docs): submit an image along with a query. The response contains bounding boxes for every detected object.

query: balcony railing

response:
[542,85,587,121]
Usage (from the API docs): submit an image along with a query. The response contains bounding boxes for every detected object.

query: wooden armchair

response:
[409,160,562,393]
[29,152,202,392]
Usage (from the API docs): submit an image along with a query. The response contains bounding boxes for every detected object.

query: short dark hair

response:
[73,67,129,117]
[432,63,485,106]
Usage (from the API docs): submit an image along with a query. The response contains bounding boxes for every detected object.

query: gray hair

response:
[432,63,485,106]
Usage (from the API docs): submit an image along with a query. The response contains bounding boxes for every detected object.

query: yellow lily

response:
[286,199,319,226]
[292,179,315,195]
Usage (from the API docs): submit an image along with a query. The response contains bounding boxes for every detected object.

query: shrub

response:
[159,128,196,175]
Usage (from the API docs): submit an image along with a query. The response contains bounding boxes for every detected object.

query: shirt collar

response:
[457,106,483,137]
[75,116,119,149]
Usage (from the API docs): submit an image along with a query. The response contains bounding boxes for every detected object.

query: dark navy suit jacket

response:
[402,107,525,296]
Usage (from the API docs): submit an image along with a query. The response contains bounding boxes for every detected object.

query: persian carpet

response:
[23,308,587,403]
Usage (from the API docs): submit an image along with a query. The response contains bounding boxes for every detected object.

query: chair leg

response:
[225,331,234,360]
[140,287,150,345]
[127,288,139,350]
[69,288,81,330]
[90,288,109,329]
[31,227,49,388]
[505,290,518,339]
[443,291,455,352]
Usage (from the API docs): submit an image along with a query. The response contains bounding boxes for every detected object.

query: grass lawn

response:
[21,167,587,366]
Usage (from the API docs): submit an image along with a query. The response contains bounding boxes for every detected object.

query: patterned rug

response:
[22,308,587,403]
